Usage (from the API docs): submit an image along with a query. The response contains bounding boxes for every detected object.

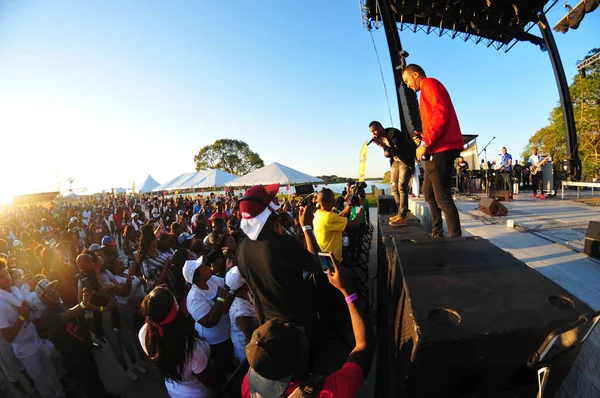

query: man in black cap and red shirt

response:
[235,184,323,339]
[241,256,375,397]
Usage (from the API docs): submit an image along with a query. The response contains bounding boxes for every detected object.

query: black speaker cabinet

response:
[489,189,511,202]
[377,195,398,215]
[479,197,508,217]
[584,221,600,258]
[389,237,591,398]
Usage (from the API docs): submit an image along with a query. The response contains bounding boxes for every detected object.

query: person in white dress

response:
[139,285,215,398]
[225,267,258,362]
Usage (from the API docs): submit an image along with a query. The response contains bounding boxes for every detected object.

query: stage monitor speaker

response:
[584,221,600,258]
[389,237,592,398]
[489,189,511,202]
[377,195,398,215]
[294,184,314,195]
[479,197,508,217]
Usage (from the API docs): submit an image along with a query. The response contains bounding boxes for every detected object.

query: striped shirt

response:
[141,249,182,301]
[141,250,171,290]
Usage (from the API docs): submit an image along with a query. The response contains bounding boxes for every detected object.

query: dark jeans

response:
[531,172,543,194]
[422,150,462,237]
[390,160,413,218]
[501,171,513,195]
[457,172,468,193]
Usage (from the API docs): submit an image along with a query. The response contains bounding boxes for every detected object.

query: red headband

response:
[146,289,179,337]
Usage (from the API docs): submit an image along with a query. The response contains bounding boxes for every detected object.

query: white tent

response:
[225,162,324,187]
[152,170,237,192]
[180,169,238,189]
[152,172,198,192]
[138,175,161,193]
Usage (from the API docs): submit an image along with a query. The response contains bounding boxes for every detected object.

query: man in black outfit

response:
[40,280,118,398]
[235,185,322,329]
[369,121,416,227]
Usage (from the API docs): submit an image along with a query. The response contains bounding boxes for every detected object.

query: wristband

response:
[302,225,312,232]
[100,306,105,312]
[216,297,225,303]
[345,293,359,304]
[18,315,25,322]
[79,302,87,310]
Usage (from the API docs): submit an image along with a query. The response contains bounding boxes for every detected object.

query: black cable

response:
[369,30,394,127]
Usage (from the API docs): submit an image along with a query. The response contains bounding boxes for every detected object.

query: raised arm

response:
[327,254,376,375]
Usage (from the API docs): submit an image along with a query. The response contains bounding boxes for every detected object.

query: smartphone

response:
[318,252,335,274]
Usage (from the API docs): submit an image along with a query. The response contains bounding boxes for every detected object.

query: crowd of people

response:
[0,184,375,398]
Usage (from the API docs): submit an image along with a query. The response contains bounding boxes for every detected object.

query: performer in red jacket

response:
[402,64,463,237]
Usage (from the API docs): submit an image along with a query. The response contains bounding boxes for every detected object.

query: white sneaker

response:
[126,368,139,382]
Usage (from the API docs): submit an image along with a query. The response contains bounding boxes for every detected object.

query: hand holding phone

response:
[323,252,354,295]
[318,252,335,274]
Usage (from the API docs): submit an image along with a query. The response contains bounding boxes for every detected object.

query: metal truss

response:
[577,52,600,73]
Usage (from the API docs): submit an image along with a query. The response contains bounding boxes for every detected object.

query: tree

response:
[193,139,264,176]
[382,171,391,183]
[526,48,600,179]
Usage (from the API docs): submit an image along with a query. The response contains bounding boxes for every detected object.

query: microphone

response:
[367,138,376,145]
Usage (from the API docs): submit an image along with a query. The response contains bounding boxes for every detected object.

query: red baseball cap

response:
[238,184,280,220]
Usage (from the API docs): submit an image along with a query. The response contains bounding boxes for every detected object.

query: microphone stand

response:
[478,136,496,165]
[478,137,496,196]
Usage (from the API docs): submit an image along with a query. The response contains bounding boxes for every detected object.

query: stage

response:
[408,192,600,397]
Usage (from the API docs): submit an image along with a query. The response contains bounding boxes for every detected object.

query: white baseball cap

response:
[225,266,244,292]
[182,256,203,284]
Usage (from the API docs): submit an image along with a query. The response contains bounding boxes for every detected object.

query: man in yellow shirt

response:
[313,189,363,263]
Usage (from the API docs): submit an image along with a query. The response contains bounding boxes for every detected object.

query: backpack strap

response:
[287,374,326,398]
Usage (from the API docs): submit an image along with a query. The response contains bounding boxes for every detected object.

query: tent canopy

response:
[152,170,238,192]
[152,172,198,192]
[138,175,160,193]
[182,169,238,189]
[225,162,324,187]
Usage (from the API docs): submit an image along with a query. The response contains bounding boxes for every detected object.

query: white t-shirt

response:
[138,324,214,398]
[113,275,143,306]
[529,154,542,166]
[186,277,230,345]
[229,297,257,361]
[0,289,42,359]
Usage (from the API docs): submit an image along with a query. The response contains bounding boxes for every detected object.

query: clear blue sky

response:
[0,1,598,200]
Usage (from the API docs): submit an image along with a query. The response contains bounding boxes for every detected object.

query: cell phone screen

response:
[318,253,334,274]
